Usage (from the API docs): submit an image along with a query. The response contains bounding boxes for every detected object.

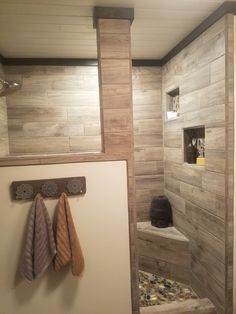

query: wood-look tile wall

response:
[0,63,9,156]
[162,17,232,314]
[4,63,164,220]
[4,64,164,165]
[224,14,234,314]
[132,67,164,221]
[4,65,102,155]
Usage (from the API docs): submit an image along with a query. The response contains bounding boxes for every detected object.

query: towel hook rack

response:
[11,177,86,200]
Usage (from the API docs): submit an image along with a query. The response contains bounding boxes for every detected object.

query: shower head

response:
[0,78,21,97]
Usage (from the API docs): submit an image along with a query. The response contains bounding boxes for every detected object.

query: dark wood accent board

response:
[132,60,162,67]
[11,177,86,200]
[93,6,134,28]
[1,58,98,66]
[1,57,163,67]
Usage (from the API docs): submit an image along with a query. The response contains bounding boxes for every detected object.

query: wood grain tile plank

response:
[99,33,130,59]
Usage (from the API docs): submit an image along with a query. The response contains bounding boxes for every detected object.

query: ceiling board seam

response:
[1,2,236,66]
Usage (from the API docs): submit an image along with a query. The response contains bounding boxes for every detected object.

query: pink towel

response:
[20,194,56,281]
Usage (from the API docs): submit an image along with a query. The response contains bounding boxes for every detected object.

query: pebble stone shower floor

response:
[139,270,197,307]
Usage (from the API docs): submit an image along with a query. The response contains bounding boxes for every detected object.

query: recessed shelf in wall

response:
[183,162,205,171]
[184,126,205,166]
[166,87,180,120]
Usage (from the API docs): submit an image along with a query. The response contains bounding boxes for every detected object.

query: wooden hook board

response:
[11,177,86,200]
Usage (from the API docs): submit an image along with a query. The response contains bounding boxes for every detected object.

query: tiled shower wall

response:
[5,65,101,155]
[0,63,9,156]
[4,65,164,219]
[132,67,164,222]
[162,17,228,313]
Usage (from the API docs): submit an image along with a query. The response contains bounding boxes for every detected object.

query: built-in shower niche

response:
[166,87,179,120]
[184,126,205,166]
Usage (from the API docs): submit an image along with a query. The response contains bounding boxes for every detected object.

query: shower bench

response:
[140,298,216,314]
[137,222,216,314]
[137,221,191,285]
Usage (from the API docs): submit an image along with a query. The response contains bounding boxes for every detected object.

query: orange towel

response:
[53,193,84,276]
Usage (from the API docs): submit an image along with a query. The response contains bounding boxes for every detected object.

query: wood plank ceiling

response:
[0,0,231,59]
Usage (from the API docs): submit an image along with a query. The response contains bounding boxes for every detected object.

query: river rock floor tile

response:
[139,270,197,307]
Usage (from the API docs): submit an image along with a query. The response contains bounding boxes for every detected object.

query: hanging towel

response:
[20,193,56,281]
[53,193,84,276]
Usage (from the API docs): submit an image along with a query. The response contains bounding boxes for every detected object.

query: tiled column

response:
[94,8,139,314]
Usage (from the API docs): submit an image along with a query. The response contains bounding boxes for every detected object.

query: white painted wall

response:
[0,161,132,314]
